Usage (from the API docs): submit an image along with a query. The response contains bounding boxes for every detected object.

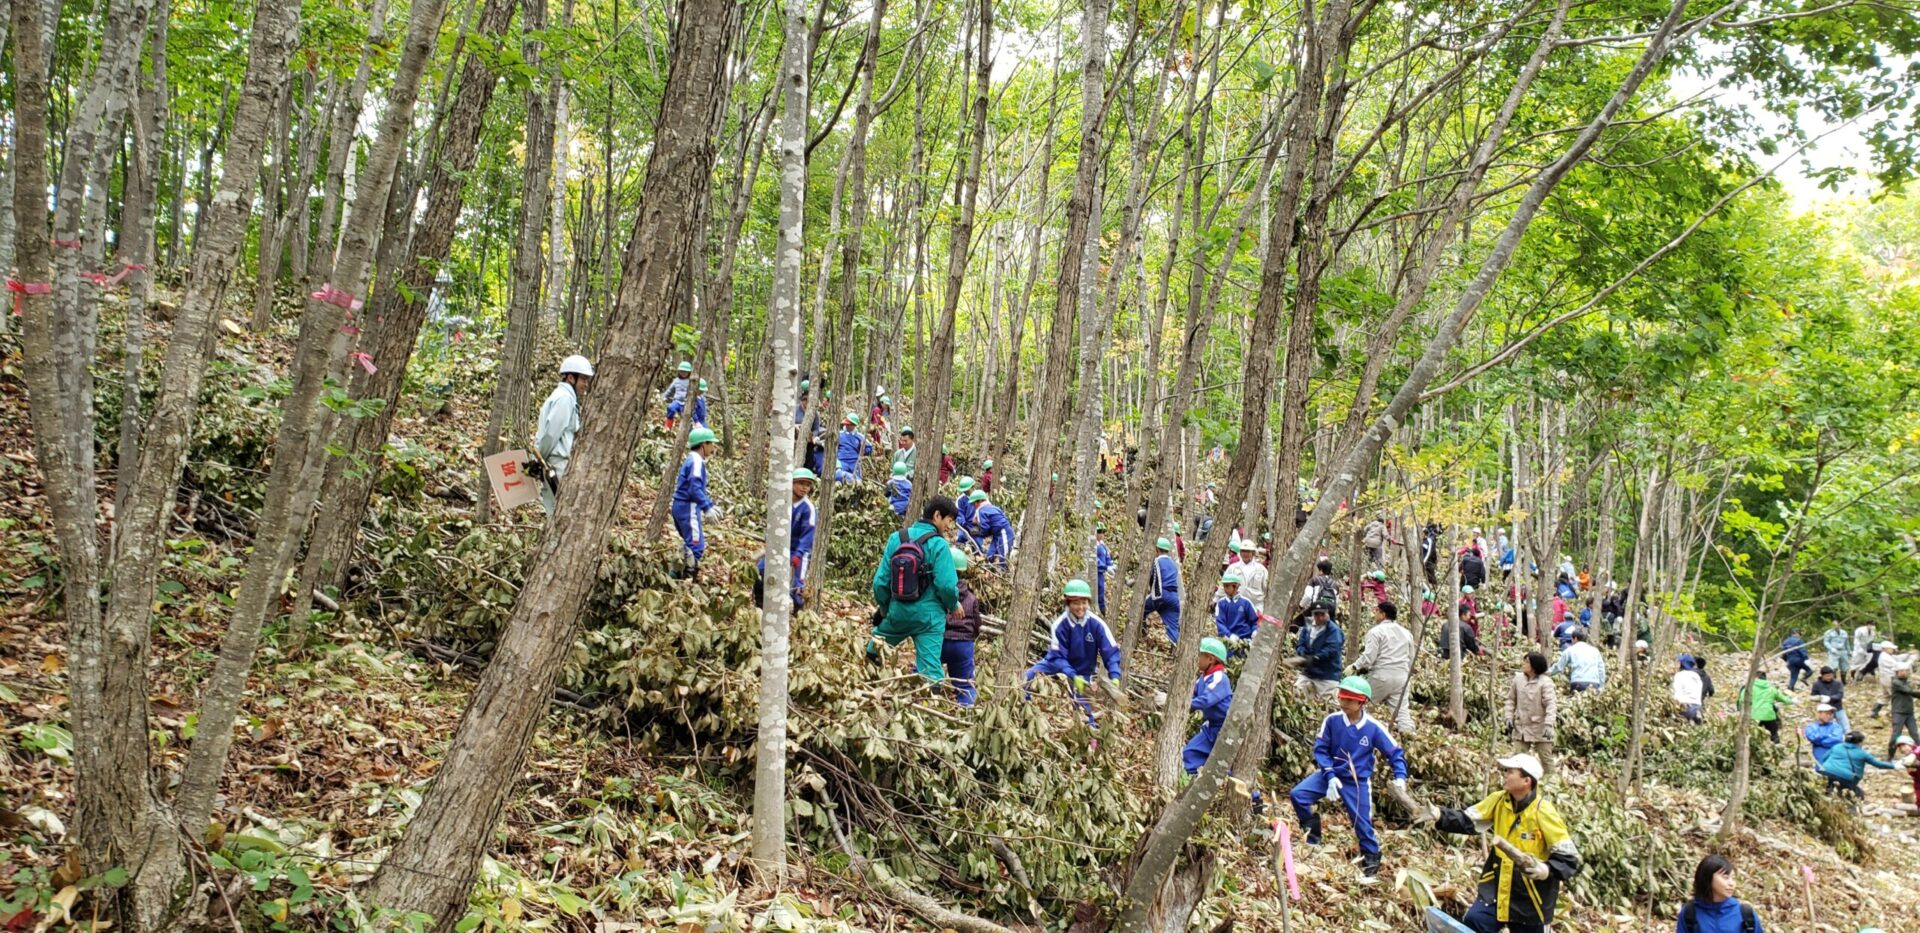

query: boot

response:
[1301,815,1322,846]
[1360,853,1382,881]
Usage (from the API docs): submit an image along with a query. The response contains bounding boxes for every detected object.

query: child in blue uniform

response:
[968,489,1012,570]
[1290,676,1409,879]
[1214,573,1258,641]
[757,468,817,609]
[835,413,872,482]
[1094,526,1114,614]
[666,378,709,427]
[671,428,721,577]
[887,462,913,516]
[1183,638,1234,773]
[1144,537,1182,642]
[1025,580,1122,725]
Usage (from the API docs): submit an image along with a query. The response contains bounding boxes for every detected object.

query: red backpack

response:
[888,529,940,603]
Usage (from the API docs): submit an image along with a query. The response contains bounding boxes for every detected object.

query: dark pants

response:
[1827,775,1864,799]
[1760,717,1781,743]
[1787,659,1814,689]
[1890,711,1919,758]
[1461,899,1545,933]
[942,640,977,707]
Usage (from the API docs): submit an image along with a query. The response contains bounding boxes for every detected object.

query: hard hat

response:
[952,551,970,572]
[791,467,818,482]
[900,426,914,436]
[1221,573,1242,586]
[956,476,975,492]
[1370,570,1386,581]
[879,395,891,406]
[677,361,693,373]
[844,411,859,425]
[1635,639,1649,650]
[1156,537,1173,551]
[687,427,719,448]
[1337,676,1373,702]
[1228,539,1242,553]
[697,379,708,391]
[801,379,811,391]
[969,490,989,503]
[1200,638,1229,662]
[1063,579,1094,599]
[1461,585,1475,594]
[560,355,595,377]
[983,459,994,469]
[1095,523,1106,532]
[892,462,910,476]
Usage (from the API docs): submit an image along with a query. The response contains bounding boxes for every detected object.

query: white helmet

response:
[559,355,595,377]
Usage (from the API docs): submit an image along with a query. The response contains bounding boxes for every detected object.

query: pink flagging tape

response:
[52,239,82,248]
[351,351,377,374]
[310,284,364,311]
[7,279,53,316]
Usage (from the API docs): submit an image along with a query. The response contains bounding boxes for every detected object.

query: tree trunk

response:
[480,0,558,522]
[171,0,451,835]
[752,0,810,880]
[364,5,738,923]
[1114,4,1691,921]
[313,0,391,281]
[111,0,168,532]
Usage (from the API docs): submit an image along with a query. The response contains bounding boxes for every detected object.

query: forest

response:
[4,0,1920,929]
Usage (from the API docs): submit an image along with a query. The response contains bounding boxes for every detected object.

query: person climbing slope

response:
[1804,703,1844,767]
[1818,730,1893,799]
[670,427,721,578]
[665,378,708,428]
[1144,537,1183,643]
[660,360,692,415]
[532,355,594,515]
[755,467,817,609]
[1289,676,1409,880]
[966,489,1012,570]
[1354,600,1415,733]
[1213,573,1258,642]
[835,413,874,482]
[1291,605,1345,700]
[943,551,984,707]
[1738,669,1794,744]
[1673,655,1704,724]
[887,461,913,517]
[1781,630,1812,690]
[1182,637,1234,775]
[1025,579,1123,726]
[1429,753,1582,933]
[867,497,963,685]
[1094,525,1114,614]
[1507,652,1558,774]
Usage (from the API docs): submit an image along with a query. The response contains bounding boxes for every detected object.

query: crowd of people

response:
[526,358,1909,931]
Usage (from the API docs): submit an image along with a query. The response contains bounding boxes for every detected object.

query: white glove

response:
[1392,778,1408,791]
[1328,777,1342,796]
[1526,860,1551,881]
[704,506,722,520]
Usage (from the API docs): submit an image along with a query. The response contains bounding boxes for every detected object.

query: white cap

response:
[559,354,595,377]
[1497,753,1544,781]
[1817,703,1835,712]
[1635,639,1649,649]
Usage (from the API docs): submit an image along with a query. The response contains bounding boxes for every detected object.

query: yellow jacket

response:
[1436,789,1582,926]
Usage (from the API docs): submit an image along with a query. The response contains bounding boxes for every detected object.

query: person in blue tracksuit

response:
[967,489,1012,570]
[666,378,709,427]
[951,477,980,550]
[1144,537,1183,643]
[1214,573,1258,641]
[1183,638,1234,774]
[887,462,913,516]
[1293,605,1346,698]
[756,468,818,609]
[1782,630,1813,690]
[1025,579,1122,725]
[670,427,721,578]
[1094,526,1114,614]
[835,413,872,481]
[661,361,692,415]
[1290,676,1409,879]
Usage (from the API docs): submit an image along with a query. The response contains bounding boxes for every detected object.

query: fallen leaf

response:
[39,654,63,674]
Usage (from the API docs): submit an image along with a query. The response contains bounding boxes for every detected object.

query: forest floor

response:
[6,317,1920,931]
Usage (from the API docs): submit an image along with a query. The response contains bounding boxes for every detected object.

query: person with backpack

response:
[867,497,963,684]
[1781,630,1813,690]
[1213,573,1258,643]
[1459,546,1487,589]
[1183,638,1235,775]
[1677,854,1763,933]
[670,427,722,578]
[1289,676,1410,880]
[1292,605,1345,699]
[1738,670,1794,743]
[1144,537,1183,643]
[1428,753,1581,933]
[1818,730,1893,799]
[966,489,1012,570]
[533,355,594,514]
[1025,579,1124,725]
[887,462,913,517]
[1298,557,1342,624]
[943,551,984,706]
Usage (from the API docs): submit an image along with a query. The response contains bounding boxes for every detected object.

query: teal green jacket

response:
[871,522,961,635]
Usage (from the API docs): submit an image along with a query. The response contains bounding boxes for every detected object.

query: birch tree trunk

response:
[313,0,391,281]
[111,0,167,530]
[752,0,810,879]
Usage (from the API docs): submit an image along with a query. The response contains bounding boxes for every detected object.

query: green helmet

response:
[1050,472,1058,482]
[956,476,976,492]
[698,378,708,391]
[1221,573,1242,586]
[952,551,971,572]
[969,490,989,503]
[1200,637,1229,662]
[1228,539,1242,553]
[1095,523,1106,532]
[844,411,860,425]
[1156,537,1173,551]
[880,395,891,406]
[983,458,994,469]
[1063,579,1094,599]
[677,361,693,373]
[1338,676,1374,700]
[1370,570,1386,581]
[1461,584,1475,594]
[791,467,818,482]
[900,426,914,436]
[687,427,719,448]
[800,379,811,391]
[891,462,910,476]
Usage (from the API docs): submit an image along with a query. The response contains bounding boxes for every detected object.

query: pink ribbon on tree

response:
[1275,818,1301,900]
[7,279,52,316]
[109,262,147,285]
[79,271,111,286]
[52,239,82,249]
[310,283,364,311]
[351,351,377,374]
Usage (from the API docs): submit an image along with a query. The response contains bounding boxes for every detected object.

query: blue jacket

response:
[1818,741,1893,783]
[887,478,912,515]
[790,497,816,557]
[1095,541,1113,578]
[1781,635,1809,665]
[971,503,1012,558]
[1676,897,1763,933]
[1295,621,1345,682]
[1192,666,1232,726]
[1040,610,1123,680]
[1149,554,1181,603]
[1803,719,1844,764]
[1214,594,1258,639]
[1311,710,1407,783]
[671,451,714,510]
[836,429,872,475]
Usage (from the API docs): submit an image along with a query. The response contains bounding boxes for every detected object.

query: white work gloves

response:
[1392,778,1408,792]
[1525,861,1552,881]
[704,505,722,520]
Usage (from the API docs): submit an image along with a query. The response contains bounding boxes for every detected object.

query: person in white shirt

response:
[1353,600,1415,731]
[1671,655,1704,723]
[1236,542,1270,615]
[533,355,594,514]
